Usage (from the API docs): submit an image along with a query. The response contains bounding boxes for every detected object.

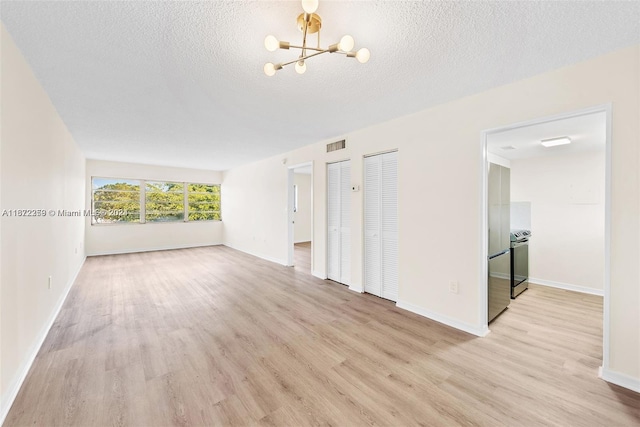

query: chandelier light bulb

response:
[295,60,307,74]
[264,35,279,52]
[355,47,370,63]
[338,35,355,52]
[301,0,319,14]
[264,62,276,77]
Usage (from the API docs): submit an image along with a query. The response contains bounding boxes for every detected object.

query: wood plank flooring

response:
[5,246,640,426]
[293,242,311,274]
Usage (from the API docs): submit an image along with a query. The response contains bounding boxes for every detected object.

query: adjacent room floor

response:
[5,246,640,426]
[294,241,311,274]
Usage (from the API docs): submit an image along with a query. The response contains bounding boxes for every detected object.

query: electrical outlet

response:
[74,247,78,255]
[48,276,52,290]
[449,281,458,294]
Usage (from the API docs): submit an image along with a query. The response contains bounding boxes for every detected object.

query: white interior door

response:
[381,152,398,300]
[327,162,340,281]
[327,160,351,285]
[339,161,351,285]
[364,155,382,296]
[364,151,398,301]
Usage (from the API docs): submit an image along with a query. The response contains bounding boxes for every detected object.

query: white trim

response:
[482,105,612,135]
[312,270,327,280]
[529,277,604,296]
[0,256,86,425]
[599,367,640,393]
[602,104,612,373]
[287,161,314,269]
[396,299,490,337]
[479,129,489,328]
[487,153,511,168]
[362,148,399,158]
[286,168,294,266]
[87,242,222,257]
[480,103,612,383]
[348,285,364,293]
[222,243,287,266]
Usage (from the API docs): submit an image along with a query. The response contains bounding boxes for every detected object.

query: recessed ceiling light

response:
[541,137,571,147]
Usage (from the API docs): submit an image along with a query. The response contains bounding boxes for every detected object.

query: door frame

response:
[287,161,314,268]
[479,104,612,369]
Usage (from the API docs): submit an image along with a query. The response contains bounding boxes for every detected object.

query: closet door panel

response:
[339,161,352,285]
[381,152,398,301]
[327,162,340,282]
[364,155,381,297]
[364,152,398,301]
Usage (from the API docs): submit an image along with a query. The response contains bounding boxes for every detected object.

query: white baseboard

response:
[312,270,327,280]
[529,277,604,296]
[396,299,489,337]
[599,366,640,393]
[222,244,287,266]
[0,256,87,425]
[348,285,364,293]
[87,242,222,257]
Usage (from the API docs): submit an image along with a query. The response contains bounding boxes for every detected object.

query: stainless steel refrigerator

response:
[488,162,511,322]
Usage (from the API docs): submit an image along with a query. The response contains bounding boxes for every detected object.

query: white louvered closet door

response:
[339,161,352,285]
[327,160,351,285]
[327,162,340,282]
[364,155,382,296]
[364,152,398,301]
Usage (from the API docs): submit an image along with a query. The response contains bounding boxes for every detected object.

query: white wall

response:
[511,150,605,293]
[294,173,312,243]
[222,156,288,264]
[85,160,223,255]
[221,45,640,387]
[1,24,87,420]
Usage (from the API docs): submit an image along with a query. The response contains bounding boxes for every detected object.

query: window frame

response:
[90,176,222,225]
[91,177,142,225]
[187,183,222,222]
[144,180,186,223]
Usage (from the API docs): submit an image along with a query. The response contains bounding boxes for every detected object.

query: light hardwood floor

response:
[6,246,640,426]
[293,242,311,274]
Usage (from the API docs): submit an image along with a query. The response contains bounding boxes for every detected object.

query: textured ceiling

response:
[487,111,605,160]
[2,1,639,170]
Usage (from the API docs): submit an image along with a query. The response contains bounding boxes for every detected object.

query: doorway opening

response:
[287,162,313,273]
[480,104,611,375]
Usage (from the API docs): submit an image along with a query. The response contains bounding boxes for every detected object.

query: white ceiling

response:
[2,1,638,170]
[487,111,606,160]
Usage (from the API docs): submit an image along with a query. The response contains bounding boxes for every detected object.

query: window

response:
[91,177,221,225]
[145,181,184,222]
[91,178,141,224]
[188,183,221,221]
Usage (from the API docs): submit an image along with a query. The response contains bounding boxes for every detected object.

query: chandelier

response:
[263,0,370,76]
